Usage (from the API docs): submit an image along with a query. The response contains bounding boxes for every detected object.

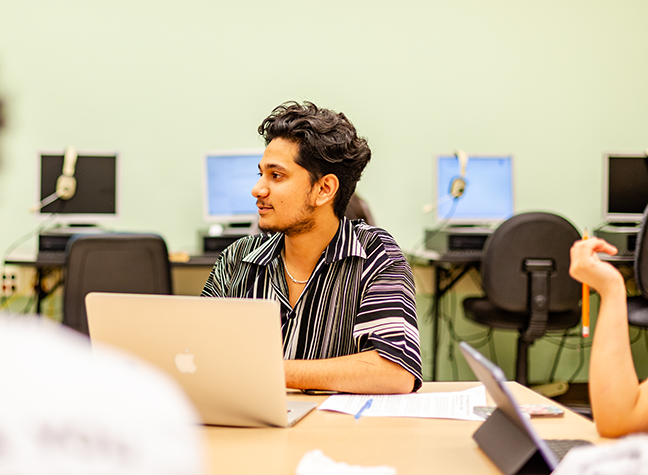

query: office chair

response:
[63,233,173,336]
[628,205,648,329]
[463,212,582,386]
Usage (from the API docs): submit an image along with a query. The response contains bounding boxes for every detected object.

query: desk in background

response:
[3,253,219,313]
[413,248,483,381]
[202,381,603,475]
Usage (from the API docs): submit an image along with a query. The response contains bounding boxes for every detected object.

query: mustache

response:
[256,200,272,208]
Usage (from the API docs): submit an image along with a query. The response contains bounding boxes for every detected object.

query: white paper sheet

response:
[296,450,397,475]
[318,385,487,421]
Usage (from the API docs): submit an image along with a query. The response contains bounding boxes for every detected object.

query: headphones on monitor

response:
[30,147,78,212]
[55,146,78,200]
[449,149,468,198]
[422,150,470,214]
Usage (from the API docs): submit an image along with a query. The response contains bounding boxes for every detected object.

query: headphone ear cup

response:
[56,174,77,200]
[450,177,466,198]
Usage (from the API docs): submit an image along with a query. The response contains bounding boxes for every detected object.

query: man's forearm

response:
[284,350,415,394]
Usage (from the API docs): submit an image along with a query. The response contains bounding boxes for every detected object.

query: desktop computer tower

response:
[200,233,247,255]
[594,224,639,257]
[38,227,104,256]
[424,226,493,254]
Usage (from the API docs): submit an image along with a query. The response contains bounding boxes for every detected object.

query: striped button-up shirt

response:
[201,217,422,390]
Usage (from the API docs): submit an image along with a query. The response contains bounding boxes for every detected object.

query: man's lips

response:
[256,202,273,213]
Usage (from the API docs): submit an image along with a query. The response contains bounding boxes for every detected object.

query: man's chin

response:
[258,219,279,234]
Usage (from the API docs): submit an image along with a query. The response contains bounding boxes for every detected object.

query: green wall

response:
[1,1,647,381]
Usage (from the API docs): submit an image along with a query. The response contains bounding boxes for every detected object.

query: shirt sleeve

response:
[353,250,423,392]
[201,246,237,298]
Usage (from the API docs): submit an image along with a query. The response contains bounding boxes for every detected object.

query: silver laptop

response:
[459,341,591,475]
[85,292,316,428]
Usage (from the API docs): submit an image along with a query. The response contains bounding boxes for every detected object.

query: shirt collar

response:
[242,217,367,267]
[323,217,367,263]
[242,232,285,266]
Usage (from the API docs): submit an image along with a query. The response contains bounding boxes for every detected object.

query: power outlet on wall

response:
[1,271,18,297]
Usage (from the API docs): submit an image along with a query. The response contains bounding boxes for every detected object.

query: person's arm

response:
[570,237,648,437]
[284,350,416,394]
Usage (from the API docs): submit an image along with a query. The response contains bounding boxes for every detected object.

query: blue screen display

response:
[205,153,261,219]
[436,155,514,223]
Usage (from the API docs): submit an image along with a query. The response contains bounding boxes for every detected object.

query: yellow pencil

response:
[582,229,590,337]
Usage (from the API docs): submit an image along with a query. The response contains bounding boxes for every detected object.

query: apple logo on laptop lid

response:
[175,349,197,374]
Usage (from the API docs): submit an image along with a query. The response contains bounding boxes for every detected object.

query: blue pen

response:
[354,398,374,419]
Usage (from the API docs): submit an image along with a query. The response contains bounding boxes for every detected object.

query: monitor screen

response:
[202,149,263,224]
[604,153,648,223]
[435,155,514,224]
[38,151,119,223]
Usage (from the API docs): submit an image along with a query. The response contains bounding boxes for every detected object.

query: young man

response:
[570,236,648,437]
[202,101,422,394]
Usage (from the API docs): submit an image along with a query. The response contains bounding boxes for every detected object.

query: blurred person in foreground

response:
[0,96,206,474]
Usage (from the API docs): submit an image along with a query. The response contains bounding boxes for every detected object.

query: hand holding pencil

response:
[569,231,623,338]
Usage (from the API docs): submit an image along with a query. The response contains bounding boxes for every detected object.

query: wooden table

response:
[201,381,604,474]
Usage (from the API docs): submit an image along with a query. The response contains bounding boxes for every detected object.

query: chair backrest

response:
[63,233,173,335]
[635,204,648,299]
[481,212,581,313]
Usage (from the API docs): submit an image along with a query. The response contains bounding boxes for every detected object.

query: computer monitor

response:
[202,149,263,228]
[37,151,119,224]
[435,154,514,225]
[603,152,648,224]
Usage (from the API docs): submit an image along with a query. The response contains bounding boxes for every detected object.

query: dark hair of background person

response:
[345,193,376,226]
[258,101,372,219]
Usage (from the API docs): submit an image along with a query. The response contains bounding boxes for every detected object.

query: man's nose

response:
[252,177,268,198]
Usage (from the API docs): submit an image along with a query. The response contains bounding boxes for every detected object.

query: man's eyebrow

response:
[258,163,288,173]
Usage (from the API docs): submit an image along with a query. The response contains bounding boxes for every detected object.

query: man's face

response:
[252,138,318,236]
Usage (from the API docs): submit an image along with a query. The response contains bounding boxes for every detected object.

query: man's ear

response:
[313,174,339,208]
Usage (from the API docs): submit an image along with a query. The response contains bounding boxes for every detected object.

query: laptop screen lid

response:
[459,341,560,474]
[85,292,315,428]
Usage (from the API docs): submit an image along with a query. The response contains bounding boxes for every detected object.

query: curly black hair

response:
[258,101,371,219]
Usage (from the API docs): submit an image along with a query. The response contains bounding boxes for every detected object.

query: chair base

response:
[463,297,581,386]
